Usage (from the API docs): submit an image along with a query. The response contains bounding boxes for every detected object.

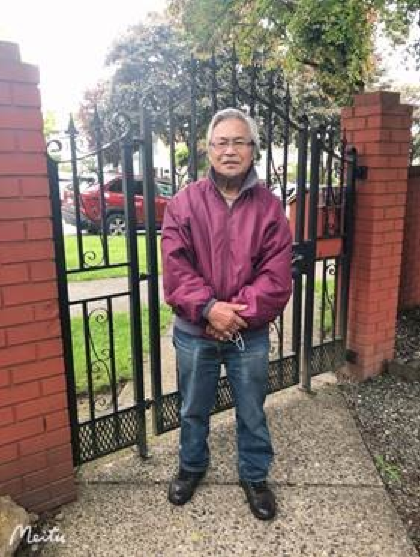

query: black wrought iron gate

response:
[48,52,357,466]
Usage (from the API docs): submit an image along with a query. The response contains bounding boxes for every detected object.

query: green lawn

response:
[71,304,173,395]
[65,235,162,281]
[314,278,334,335]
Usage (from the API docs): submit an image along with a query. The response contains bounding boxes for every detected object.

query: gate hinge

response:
[355,166,368,180]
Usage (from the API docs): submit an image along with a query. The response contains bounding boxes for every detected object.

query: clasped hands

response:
[205,301,248,341]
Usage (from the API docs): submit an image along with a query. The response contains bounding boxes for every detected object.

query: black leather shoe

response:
[168,468,206,506]
[240,480,276,520]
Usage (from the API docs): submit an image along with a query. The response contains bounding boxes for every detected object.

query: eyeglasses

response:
[210,139,254,153]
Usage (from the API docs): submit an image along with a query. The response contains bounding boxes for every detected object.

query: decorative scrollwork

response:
[86,308,116,412]
[46,138,63,156]
[82,249,105,268]
[322,262,337,341]
[111,111,133,140]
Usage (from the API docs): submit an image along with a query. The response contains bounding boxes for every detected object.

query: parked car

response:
[61,176,173,235]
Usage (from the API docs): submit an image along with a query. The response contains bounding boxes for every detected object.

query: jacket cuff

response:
[202,298,217,320]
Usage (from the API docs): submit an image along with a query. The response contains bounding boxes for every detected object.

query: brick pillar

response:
[341,91,413,379]
[0,41,76,512]
[399,166,420,309]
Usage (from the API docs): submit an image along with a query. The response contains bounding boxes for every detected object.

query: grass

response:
[374,455,402,484]
[71,304,173,395]
[65,235,162,281]
[314,278,334,335]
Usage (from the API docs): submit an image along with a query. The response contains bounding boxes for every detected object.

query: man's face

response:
[208,118,254,179]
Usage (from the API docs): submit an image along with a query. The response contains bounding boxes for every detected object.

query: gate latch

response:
[292,241,315,277]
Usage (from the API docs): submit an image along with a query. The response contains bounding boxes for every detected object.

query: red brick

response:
[0,61,39,84]
[0,406,14,426]
[29,489,76,514]
[353,91,400,108]
[0,416,44,446]
[11,357,65,384]
[0,177,20,197]
[390,129,411,143]
[2,281,57,306]
[26,219,52,239]
[0,452,47,483]
[367,115,407,130]
[20,177,49,197]
[47,477,76,504]
[342,117,366,131]
[0,330,5,348]
[0,370,10,388]
[0,263,29,285]
[16,392,67,421]
[0,381,40,409]
[11,84,41,107]
[363,143,402,156]
[0,82,12,105]
[36,339,63,360]
[0,198,51,219]
[383,207,405,220]
[0,153,46,175]
[0,221,25,241]
[0,443,18,464]
[0,477,23,498]
[47,444,73,466]
[15,484,49,508]
[19,426,71,456]
[41,375,66,397]
[0,306,33,327]
[0,343,36,368]
[44,409,70,432]
[33,300,59,321]
[0,240,54,264]
[368,168,403,182]
[30,260,56,282]
[23,460,73,491]
[16,130,46,153]
[353,129,390,143]
[7,318,60,346]
[0,130,16,151]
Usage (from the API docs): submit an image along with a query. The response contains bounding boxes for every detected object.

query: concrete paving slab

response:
[38,483,416,557]
[31,375,417,557]
[79,375,381,487]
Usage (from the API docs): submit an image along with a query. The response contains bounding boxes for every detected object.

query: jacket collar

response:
[208,165,260,194]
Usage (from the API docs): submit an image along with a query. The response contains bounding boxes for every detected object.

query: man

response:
[161,108,292,520]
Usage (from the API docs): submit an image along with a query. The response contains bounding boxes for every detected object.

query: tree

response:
[168,0,420,104]
[43,110,58,139]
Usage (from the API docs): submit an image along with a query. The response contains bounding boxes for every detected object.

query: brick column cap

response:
[0,41,21,62]
[353,91,401,107]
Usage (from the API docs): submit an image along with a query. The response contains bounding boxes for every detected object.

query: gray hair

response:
[206,108,260,157]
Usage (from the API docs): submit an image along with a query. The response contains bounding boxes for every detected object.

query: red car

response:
[62,175,173,235]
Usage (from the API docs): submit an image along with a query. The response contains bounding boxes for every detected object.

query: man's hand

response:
[205,323,227,341]
[207,302,248,336]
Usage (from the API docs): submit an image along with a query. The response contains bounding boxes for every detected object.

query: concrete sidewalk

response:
[35,374,417,557]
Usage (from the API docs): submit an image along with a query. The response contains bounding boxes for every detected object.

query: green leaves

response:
[168,0,420,103]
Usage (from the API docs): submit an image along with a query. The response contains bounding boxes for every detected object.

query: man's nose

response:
[224,143,236,155]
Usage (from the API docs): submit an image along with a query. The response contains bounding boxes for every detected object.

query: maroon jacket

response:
[161,167,293,336]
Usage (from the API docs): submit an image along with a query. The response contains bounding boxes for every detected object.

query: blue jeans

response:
[173,327,274,482]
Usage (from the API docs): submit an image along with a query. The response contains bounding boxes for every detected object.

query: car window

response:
[156,182,173,198]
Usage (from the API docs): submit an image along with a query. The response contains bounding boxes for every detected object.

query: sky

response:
[1,0,419,130]
[0,0,167,126]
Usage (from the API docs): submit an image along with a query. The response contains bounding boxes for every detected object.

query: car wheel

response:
[106,213,126,236]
